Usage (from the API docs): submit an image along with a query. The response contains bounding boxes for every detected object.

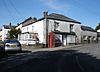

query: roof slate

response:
[20,13,81,27]
[46,13,81,24]
[81,25,96,32]
[3,25,16,29]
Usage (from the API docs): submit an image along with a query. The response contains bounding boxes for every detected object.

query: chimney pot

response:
[43,11,48,18]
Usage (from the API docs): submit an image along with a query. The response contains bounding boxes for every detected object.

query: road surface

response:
[0,44,100,72]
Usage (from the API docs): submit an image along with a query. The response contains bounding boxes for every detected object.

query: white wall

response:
[16,24,22,29]
[48,19,70,32]
[21,24,34,33]
[2,27,10,41]
[48,19,81,43]
[21,20,44,43]
[81,30,97,39]
[73,24,81,43]
[97,29,100,32]
[67,35,75,44]
[34,20,44,43]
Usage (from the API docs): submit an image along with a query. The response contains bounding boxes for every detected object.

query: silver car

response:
[4,39,22,52]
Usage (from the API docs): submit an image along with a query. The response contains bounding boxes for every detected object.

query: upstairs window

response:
[54,21,59,31]
[27,27,28,32]
[70,24,74,32]
[32,25,34,31]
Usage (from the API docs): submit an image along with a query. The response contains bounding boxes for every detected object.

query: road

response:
[0,44,100,72]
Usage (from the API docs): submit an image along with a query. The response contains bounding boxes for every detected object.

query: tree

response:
[8,28,21,39]
[95,23,100,30]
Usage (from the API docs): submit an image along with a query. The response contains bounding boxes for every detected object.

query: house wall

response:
[16,24,22,29]
[33,20,44,43]
[48,19,70,32]
[67,35,75,45]
[0,31,2,41]
[2,27,10,41]
[81,30,97,43]
[48,19,81,44]
[21,24,34,33]
[20,20,44,44]
[73,24,81,44]
[97,29,100,32]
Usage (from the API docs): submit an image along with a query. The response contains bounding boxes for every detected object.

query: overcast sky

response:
[0,0,100,29]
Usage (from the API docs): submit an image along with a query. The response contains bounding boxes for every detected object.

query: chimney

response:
[9,22,11,28]
[43,11,48,18]
[33,17,37,21]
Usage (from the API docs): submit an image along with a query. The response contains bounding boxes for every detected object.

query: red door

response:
[48,32,55,48]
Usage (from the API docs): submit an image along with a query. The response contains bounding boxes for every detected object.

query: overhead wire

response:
[1,0,16,23]
[2,0,26,24]
[8,0,25,19]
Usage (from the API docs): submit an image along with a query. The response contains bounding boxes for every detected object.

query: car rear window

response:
[4,40,19,43]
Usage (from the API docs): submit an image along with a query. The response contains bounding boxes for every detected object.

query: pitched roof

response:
[54,31,76,35]
[20,13,81,27]
[81,25,96,32]
[21,17,37,27]
[21,17,32,24]
[3,25,16,29]
[46,13,81,24]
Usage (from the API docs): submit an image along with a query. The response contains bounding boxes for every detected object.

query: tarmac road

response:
[1,50,100,72]
[1,44,100,72]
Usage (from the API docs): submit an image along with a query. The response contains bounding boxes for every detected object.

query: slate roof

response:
[54,31,76,35]
[46,13,81,24]
[81,25,96,32]
[21,17,37,27]
[21,17,32,24]
[3,25,16,29]
[19,13,81,27]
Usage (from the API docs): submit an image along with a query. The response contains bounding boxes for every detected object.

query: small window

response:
[32,26,34,31]
[70,24,74,32]
[54,21,59,31]
[83,35,87,40]
[27,27,28,32]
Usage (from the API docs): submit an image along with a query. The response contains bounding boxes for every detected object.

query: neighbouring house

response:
[81,25,97,44]
[18,12,81,47]
[17,17,38,45]
[97,29,100,32]
[97,29,100,43]
[0,29,2,41]
[2,23,16,41]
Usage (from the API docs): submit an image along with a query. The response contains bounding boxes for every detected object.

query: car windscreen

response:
[4,40,19,43]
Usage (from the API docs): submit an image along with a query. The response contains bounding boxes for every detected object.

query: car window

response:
[4,40,19,43]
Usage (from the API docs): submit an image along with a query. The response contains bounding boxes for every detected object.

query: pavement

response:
[22,44,81,52]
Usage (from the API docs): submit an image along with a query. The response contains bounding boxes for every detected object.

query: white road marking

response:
[75,56,86,72]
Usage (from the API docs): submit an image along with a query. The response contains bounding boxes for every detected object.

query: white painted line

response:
[75,56,86,72]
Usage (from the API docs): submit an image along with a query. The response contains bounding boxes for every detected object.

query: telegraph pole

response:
[44,11,48,47]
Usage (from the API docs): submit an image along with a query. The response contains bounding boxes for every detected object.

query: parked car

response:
[0,41,5,56]
[4,39,22,52]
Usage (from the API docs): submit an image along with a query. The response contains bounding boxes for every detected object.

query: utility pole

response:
[44,11,48,47]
